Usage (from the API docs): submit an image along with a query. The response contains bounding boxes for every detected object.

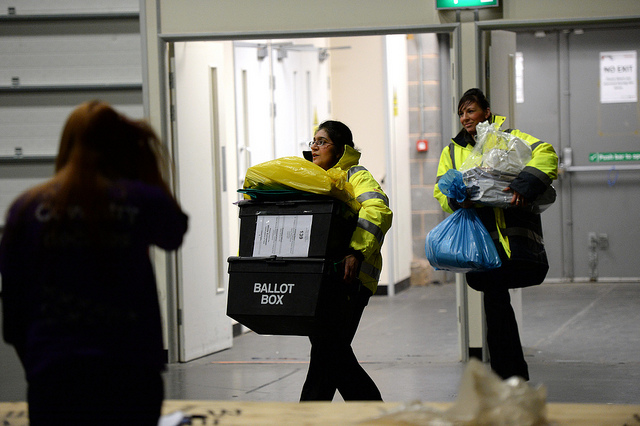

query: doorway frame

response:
[153,24,460,363]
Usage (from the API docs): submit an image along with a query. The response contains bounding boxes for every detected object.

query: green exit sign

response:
[436,0,499,9]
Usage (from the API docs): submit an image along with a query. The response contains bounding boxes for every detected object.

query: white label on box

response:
[253,215,313,257]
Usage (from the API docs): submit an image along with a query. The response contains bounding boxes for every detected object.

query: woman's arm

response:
[347,169,392,266]
[134,182,189,250]
[507,130,558,202]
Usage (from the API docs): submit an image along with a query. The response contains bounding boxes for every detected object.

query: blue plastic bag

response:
[425,208,502,273]
[438,169,467,203]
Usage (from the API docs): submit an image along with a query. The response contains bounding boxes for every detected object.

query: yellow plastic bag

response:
[243,156,360,212]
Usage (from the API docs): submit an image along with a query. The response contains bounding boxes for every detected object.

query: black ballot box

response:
[237,197,357,260]
[226,256,345,335]
[228,196,358,335]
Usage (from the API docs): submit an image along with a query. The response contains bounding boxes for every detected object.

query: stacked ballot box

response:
[227,256,342,335]
[227,196,357,335]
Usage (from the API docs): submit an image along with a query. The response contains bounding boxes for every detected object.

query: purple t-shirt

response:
[0,179,188,380]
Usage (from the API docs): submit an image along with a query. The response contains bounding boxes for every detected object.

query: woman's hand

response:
[343,254,360,283]
[505,187,527,207]
[460,199,474,209]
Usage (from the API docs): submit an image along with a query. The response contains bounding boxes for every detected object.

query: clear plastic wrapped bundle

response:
[459,122,555,213]
[459,121,532,209]
[460,121,533,174]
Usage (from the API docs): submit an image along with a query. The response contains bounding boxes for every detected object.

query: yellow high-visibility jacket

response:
[331,145,393,294]
[434,115,557,273]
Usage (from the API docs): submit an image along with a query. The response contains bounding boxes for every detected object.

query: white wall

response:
[329,35,412,289]
[330,36,386,179]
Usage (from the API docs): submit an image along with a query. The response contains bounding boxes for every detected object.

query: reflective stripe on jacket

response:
[433,115,557,260]
[333,146,393,294]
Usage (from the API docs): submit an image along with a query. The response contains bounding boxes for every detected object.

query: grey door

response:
[515,27,640,281]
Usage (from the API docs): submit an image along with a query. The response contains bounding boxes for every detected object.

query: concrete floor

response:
[1,282,639,405]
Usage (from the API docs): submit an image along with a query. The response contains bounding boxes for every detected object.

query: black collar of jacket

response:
[452,128,476,147]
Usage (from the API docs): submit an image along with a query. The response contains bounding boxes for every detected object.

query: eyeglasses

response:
[308,139,333,148]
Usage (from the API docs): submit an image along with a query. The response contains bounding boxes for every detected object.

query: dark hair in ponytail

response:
[458,88,490,115]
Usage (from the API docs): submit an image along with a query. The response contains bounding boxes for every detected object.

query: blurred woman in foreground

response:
[0,101,188,425]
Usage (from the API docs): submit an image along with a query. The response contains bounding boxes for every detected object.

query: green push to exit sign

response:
[589,152,640,162]
[436,0,499,9]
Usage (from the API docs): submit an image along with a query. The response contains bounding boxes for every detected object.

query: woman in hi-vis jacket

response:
[301,120,393,401]
[434,88,558,381]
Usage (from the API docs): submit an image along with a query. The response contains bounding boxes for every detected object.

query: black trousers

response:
[300,284,382,401]
[466,259,546,381]
[480,286,529,380]
[27,358,164,426]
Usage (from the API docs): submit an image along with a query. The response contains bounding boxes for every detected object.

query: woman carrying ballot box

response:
[300,120,392,401]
